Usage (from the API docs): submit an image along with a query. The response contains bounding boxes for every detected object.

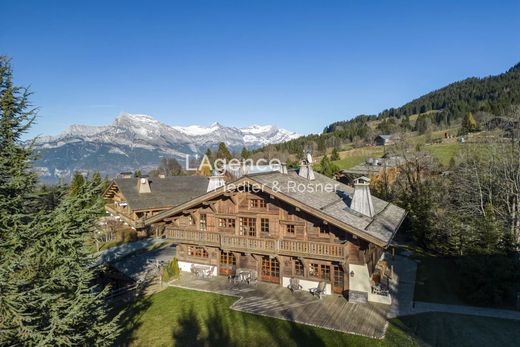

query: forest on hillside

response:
[256,62,520,160]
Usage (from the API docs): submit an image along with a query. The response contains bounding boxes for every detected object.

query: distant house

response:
[374,135,395,146]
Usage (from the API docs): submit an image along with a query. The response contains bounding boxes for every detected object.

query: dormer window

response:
[249,199,266,208]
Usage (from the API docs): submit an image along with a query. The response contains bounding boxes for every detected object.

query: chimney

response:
[239,160,249,177]
[279,162,288,174]
[298,152,315,180]
[137,177,152,194]
[207,174,225,192]
[350,176,375,217]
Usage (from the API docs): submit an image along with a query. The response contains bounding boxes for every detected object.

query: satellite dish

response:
[306,152,313,164]
[140,178,147,184]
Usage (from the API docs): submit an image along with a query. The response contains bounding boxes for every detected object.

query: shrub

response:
[162,257,180,283]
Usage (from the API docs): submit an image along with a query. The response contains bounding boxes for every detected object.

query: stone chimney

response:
[350,176,374,217]
[137,177,152,194]
[298,152,315,180]
[207,174,225,192]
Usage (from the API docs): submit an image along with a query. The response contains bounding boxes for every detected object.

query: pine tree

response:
[0,56,39,343]
[241,146,250,159]
[216,142,232,160]
[318,155,339,177]
[0,57,121,345]
[69,171,85,196]
[25,177,121,345]
[330,147,340,161]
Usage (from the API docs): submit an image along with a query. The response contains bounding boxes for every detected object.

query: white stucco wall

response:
[349,263,391,305]
[282,277,332,295]
[178,261,218,277]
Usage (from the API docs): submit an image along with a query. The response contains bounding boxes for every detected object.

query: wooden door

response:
[332,265,344,294]
[219,251,236,276]
[261,256,280,283]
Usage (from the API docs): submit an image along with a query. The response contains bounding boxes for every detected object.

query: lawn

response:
[332,146,385,170]
[117,287,520,347]
[423,143,462,166]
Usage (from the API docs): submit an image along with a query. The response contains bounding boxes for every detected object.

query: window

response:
[320,264,331,280]
[319,224,328,235]
[249,199,266,208]
[239,217,256,237]
[218,218,235,229]
[286,224,295,235]
[199,214,207,231]
[261,218,270,233]
[188,246,208,258]
[309,263,319,278]
[294,259,304,277]
[309,263,331,281]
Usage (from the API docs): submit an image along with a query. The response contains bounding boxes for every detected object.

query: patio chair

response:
[309,281,326,299]
[287,277,303,293]
[247,271,258,286]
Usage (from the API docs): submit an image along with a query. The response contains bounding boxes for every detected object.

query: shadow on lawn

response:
[171,291,327,347]
[110,278,155,346]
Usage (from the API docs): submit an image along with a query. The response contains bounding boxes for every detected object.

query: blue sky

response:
[2,0,520,138]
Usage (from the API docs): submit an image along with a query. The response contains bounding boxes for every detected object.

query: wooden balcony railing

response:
[165,228,346,261]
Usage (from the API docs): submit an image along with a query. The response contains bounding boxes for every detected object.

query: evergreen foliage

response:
[0,56,120,345]
[69,171,85,196]
[161,257,180,283]
[240,146,251,159]
[216,142,232,160]
[330,147,340,161]
[318,155,339,178]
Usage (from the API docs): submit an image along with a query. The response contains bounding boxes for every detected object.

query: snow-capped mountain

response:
[32,113,300,182]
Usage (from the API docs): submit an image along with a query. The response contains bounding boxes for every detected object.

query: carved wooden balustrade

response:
[166,228,346,261]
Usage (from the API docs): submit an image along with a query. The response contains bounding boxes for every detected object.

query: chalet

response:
[374,134,395,146]
[103,175,223,229]
[129,163,406,304]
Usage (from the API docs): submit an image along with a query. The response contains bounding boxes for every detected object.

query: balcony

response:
[166,228,346,261]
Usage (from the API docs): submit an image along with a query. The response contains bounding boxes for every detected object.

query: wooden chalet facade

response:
[103,175,212,229]
[132,168,406,304]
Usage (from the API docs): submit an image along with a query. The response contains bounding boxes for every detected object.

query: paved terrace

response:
[168,274,390,339]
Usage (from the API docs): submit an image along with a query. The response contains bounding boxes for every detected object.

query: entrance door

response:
[219,251,236,276]
[261,256,280,283]
[332,265,344,294]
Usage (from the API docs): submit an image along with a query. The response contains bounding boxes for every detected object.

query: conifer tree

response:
[69,171,85,196]
[216,142,232,160]
[241,146,251,159]
[24,177,121,346]
[330,147,340,161]
[0,57,121,345]
[0,56,39,343]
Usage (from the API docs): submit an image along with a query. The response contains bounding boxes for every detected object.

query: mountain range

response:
[32,113,300,182]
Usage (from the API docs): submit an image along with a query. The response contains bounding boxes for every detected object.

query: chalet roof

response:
[376,134,393,140]
[143,170,406,247]
[110,176,210,211]
[249,171,406,246]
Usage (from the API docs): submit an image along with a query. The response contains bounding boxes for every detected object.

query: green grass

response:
[332,146,385,170]
[423,143,462,166]
[119,287,520,347]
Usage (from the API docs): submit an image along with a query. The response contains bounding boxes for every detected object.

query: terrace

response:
[166,272,389,338]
